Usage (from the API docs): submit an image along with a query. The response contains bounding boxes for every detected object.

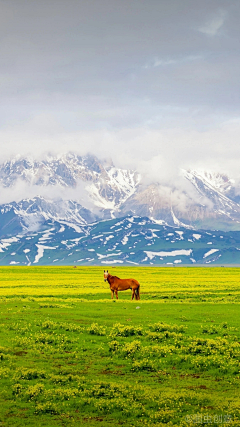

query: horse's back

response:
[122,278,140,285]
[114,277,139,290]
[124,278,140,288]
[130,278,140,286]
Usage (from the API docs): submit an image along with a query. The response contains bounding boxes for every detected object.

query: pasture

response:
[0,266,240,426]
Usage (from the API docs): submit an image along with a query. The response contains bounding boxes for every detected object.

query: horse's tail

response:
[135,284,140,300]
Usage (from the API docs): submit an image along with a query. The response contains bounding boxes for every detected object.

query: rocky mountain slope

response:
[1,152,240,265]
[0,153,240,232]
[0,154,140,216]
[0,196,97,238]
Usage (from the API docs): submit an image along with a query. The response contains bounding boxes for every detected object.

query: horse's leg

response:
[111,289,114,299]
[134,287,139,300]
[131,289,135,301]
[115,290,118,300]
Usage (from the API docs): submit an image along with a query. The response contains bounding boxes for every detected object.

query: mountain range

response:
[1,153,240,265]
[1,214,240,266]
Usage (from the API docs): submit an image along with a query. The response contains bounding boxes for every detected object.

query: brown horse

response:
[104,270,140,300]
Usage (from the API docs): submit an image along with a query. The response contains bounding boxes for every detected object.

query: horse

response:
[104,270,140,300]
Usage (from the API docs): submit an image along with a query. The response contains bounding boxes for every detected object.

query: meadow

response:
[0,266,239,426]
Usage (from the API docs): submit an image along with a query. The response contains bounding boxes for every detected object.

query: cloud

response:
[22,215,45,233]
[144,54,204,69]
[0,178,95,210]
[1,118,240,213]
[1,114,240,185]
[0,0,239,199]
[198,9,226,36]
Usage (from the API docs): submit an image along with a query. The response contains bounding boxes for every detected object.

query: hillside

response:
[1,215,240,266]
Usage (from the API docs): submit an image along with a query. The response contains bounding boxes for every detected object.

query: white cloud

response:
[1,114,240,185]
[0,178,95,209]
[198,9,226,36]
[0,0,239,199]
[144,55,204,69]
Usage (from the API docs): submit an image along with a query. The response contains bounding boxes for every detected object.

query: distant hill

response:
[1,214,240,266]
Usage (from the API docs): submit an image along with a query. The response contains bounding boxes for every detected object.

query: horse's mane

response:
[110,275,120,279]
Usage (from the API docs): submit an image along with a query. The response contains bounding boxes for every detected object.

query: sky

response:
[1,0,240,182]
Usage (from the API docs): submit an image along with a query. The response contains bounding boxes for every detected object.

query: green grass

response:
[0,266,240,426]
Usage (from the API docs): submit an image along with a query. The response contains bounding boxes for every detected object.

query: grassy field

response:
[0,266,239,426]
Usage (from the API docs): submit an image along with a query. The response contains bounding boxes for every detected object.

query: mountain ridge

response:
[1,213,240,266]
[1,153,240,231]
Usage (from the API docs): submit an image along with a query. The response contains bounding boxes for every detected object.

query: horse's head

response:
[104,270,109,282]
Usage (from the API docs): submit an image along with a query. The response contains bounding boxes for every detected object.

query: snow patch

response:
[126,261,139,265]
[97,252,122,259]
[203,249,219,258]
[0,237,19,252]
[57,221,83,233]
[101,260,124,264]
[144,249,192,260]
[193,234,201,240]
[34,244,57,263]
[122,235,129,245]
[175,231,184,240]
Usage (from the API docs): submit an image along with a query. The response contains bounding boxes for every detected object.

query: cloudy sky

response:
[1,0,240,180]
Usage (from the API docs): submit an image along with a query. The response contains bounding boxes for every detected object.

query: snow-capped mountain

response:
[1,153,240,231]
[182,170,240,229]
[1,153,240,265]
[119,171,240,230]
[0,154,140,216]
[0,196,96,238]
